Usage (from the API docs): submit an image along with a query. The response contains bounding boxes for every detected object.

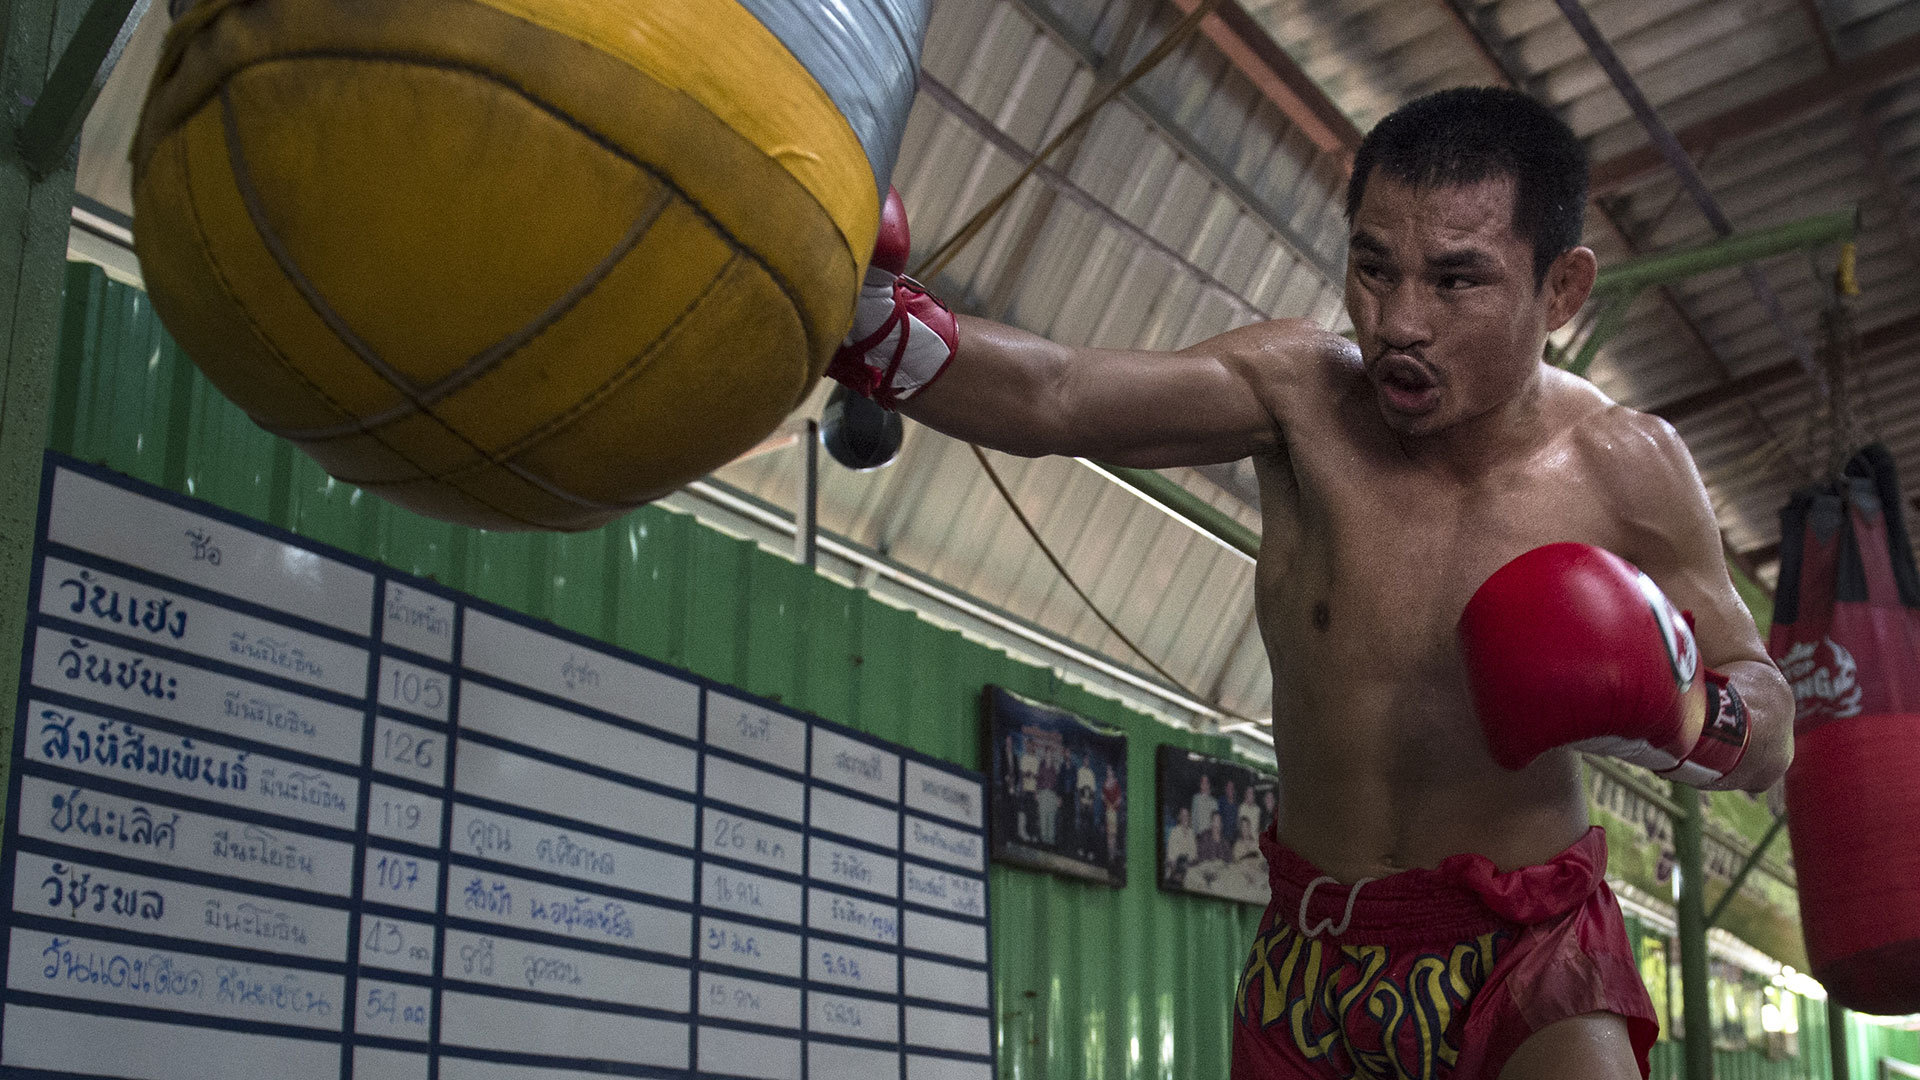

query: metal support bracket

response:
[1565,207,1859,377]
[1595,208,1859,298]
[1704,812,1787,931]
[1082,461,1260,560]
[15,0,149,178]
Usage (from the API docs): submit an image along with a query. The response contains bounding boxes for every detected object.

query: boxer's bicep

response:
[1614,411,1765,667]
[1616,412,1793,789]
[1068,318,1352,467]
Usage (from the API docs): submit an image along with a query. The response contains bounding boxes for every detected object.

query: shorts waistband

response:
[1259,826,1609,943]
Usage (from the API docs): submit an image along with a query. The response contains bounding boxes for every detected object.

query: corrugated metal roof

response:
[715,0,1351,730]
[69,0,1920,748]
[1492,0,1920,586]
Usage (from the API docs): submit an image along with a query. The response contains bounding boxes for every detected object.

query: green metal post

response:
[1567,207,1860,376]
[1829,998,1851,1080]
[1673,781,1715,1080]
[1568,292,1635,377]
[2,0,94,832]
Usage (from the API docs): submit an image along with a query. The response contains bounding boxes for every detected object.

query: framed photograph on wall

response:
[1155,745,1277,904]
[984,686,1128,887]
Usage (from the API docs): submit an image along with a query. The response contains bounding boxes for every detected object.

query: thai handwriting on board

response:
[40,710,249,792]
[55,638,176,701]
[55,569,188,639]
[184,529,221,566]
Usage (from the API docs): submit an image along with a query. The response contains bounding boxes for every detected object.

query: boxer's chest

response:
[1252,425,1627,681]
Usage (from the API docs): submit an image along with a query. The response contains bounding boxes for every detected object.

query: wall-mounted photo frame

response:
[984,686,1127,887]
[1155,745,1277,905]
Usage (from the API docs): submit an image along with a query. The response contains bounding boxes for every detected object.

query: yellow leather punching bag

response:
[131,0,930,530]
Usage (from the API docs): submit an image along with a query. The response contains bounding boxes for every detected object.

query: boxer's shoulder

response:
[1192,318,1361,405]
[1541,377,1709,569]
[1538,365,1666,441]
[1560,393,1697,505]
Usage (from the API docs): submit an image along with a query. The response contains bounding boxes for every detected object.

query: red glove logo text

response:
[1634,571,1698,691]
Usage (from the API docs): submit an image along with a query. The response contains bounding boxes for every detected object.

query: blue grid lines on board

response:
[5,456,377,1080]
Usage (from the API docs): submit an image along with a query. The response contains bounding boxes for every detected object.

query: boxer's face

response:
[1345,173,1590,439]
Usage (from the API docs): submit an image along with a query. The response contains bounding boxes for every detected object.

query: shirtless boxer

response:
[828,87,1793,1078]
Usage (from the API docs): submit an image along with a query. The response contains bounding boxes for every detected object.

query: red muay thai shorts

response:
[1230,826,1657,1079]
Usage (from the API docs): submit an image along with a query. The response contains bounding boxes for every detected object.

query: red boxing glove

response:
[1458,543,1749,785]
[826,187,958,409]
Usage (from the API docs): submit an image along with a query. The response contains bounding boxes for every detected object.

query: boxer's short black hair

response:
[1346,87,1589,288]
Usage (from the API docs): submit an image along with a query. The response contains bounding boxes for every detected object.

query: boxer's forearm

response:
[900,315,1288,466]
[897,316,1076,456]
[1701,658,1794,792]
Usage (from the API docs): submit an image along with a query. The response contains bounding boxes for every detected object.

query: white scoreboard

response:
[0,455,993,1080]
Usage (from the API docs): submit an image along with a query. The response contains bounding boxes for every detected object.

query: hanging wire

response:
[907,0,1259,730]
[910,0,1223,283]
[969,445,1265,728]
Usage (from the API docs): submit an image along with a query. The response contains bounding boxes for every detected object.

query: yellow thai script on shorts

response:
[1235,920,1506,1080]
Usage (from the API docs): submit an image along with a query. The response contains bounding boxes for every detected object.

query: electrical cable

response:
[910,0,1222,282]
[968,444,1266,728]
[911,0,1259,730]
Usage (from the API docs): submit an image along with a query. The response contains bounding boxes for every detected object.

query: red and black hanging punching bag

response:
[1772,443,1920,1014]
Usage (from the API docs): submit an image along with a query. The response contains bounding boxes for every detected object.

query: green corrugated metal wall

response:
[1617,909,1920,1080]
[35,260,1920,1078]
[42,262,1264,1078]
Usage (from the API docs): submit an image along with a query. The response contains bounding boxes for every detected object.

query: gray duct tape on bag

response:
[737,0,931,199]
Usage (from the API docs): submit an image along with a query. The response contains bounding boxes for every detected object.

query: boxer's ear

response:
[1543,246,1597,331]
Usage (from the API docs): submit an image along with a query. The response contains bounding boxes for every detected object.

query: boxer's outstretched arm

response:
[830,187,1349,467]
[898,315,1345,468]
[1611,409,1793,792]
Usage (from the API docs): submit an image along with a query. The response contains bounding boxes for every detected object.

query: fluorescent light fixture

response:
[1074,458,1258,564]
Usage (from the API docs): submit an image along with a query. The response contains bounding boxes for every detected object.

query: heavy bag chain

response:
[1813,241,1876,483]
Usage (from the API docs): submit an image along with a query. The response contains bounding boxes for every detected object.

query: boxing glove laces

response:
[827,187,957,409]
[1458,542,1750,786]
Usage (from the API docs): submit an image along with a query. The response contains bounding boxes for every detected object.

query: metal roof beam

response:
[913,71,1270,322]
[1554,0,1823,393]
[970,0,1156,322]
[1594,209,1858,298]
[1591,29,1920,197]
[1427,0,1806,477]
[14,0,148,177]
[1792,0,1920,289]
[1652,308,1920,424]
[999,0,1347,282]
[1166,0,1361,159]
[1651,363,1801,425]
